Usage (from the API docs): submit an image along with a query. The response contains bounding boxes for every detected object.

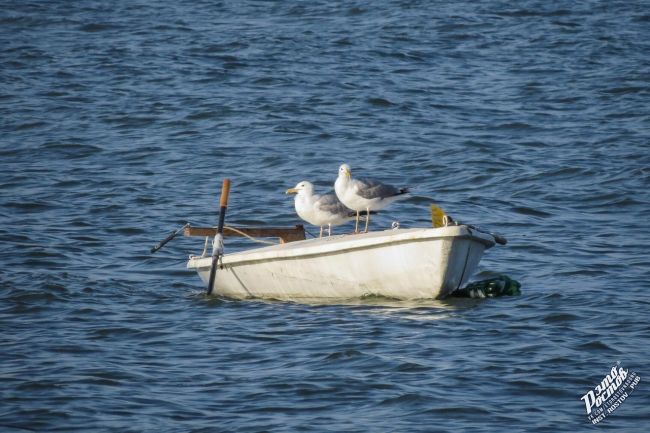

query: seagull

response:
[286,181,361,237]
[335,163,409,233]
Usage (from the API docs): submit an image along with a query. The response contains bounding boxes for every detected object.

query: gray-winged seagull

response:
[286,181,361,237]
[334,163,408,232]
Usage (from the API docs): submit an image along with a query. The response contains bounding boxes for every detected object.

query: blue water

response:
[2,1,649,431]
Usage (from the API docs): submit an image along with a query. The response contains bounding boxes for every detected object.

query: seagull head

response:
[338,164,352,179]
[285,181,314,196]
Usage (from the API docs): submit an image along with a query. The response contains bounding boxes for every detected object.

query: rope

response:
[222,226,278,245]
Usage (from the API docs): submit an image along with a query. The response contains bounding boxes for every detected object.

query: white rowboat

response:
[186,225,497,300]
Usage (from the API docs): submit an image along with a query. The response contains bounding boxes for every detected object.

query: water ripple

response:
[1,0,649,431]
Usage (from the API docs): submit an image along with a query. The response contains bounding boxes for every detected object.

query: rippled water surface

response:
[2,1,649,431]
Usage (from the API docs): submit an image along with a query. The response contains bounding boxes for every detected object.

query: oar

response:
[207,179,231,295]
[150,223,189,254]
[467,223,507,245]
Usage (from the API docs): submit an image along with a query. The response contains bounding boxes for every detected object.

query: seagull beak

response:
[285,188,298,195]
[345,169,351,179]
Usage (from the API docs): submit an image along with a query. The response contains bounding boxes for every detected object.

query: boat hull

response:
[186,226,495,300]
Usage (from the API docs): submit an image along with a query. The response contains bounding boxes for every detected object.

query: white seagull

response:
[286,181,361,237]
[335,163,409,233]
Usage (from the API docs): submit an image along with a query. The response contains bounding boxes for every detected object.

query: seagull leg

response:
[319,226,323,238]
[364,207,371,233]
[328,224,332,237]
[354,211,360,233]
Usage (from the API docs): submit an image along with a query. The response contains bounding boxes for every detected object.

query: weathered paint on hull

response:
[187,226,494,300]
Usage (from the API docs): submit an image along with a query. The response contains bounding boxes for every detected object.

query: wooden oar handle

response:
[217,178,231,235]
[220,179,231,208]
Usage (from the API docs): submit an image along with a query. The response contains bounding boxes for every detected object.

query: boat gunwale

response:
[187,226,495,270]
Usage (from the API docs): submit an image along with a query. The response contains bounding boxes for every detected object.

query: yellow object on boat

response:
[430,204,448,228]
